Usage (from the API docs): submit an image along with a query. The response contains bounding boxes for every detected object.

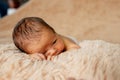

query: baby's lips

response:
[54,51,60,55]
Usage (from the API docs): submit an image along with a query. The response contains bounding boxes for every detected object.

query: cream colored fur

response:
[0,40,120,80]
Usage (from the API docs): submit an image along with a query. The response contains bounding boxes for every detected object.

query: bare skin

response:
[23,29,80,60]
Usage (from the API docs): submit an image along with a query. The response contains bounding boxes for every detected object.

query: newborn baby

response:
[13,17,80,60]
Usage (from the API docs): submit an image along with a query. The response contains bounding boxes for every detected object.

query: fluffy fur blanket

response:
[0,40,120,80]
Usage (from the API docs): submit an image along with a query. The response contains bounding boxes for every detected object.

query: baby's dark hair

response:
[12,17,55,53]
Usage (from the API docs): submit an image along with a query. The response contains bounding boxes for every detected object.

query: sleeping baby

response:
[12,17,80,60]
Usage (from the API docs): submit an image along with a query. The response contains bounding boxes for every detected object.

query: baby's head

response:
[13,17,65,58]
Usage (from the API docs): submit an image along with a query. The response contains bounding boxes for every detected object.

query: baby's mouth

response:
[53,51,60,56]
[56,51,61,55]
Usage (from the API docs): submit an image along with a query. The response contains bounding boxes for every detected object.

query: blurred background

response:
[0,0,120,44]
[0,0,29,18]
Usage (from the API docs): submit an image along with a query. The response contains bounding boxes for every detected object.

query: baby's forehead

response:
[41,28,55,36]
[26,30,55,43]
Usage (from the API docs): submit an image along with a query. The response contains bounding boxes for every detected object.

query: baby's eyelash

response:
[53,39,57,44]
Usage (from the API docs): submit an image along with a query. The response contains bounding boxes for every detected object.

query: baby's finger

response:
[47,56,52,60]
[47,56,55,60]
[37,53,46,60]
[50,56,55,60]
[30,53,46,60]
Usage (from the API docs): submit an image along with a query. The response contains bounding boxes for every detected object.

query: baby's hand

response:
[47,55,55,60]
[30,53,46,60]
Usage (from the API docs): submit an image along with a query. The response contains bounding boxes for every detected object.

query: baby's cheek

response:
[60,42,65,50]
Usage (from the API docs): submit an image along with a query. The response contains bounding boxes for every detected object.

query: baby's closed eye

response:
[52,39,57,44]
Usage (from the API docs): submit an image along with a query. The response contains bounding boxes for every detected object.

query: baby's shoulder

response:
[60,35,80,50]
[60,35,78,44]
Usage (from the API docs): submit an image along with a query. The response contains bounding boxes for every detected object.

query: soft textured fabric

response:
[0,40,120,80]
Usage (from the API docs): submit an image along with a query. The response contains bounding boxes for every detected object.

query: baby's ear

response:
[30,53,46,60]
